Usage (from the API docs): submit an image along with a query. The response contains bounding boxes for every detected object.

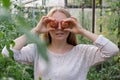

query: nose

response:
[57,22,62,30]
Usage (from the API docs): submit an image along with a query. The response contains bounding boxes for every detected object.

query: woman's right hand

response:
[33,16,55,34]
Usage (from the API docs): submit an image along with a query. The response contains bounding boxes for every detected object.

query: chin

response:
[56,38,65,41]
[55,37,66,41]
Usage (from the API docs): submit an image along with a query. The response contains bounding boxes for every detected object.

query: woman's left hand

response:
[63,17,83,34]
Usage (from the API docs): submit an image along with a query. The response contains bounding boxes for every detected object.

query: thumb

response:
[64,28,72,32]
[47,28,55,32]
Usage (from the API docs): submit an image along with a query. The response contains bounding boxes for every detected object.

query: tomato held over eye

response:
[49,20,58,29]
[61,21,69,29]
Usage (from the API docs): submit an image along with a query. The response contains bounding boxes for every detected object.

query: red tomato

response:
[49,20,58,29]
[61,21,69,29]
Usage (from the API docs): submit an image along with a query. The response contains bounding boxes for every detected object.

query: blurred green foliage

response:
[0,0,47,79]
[0,54,34,80]
[87,0,120,80]
[0,0,120,80]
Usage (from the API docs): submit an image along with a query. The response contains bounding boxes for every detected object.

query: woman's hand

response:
[63,17,83,34]
[33,16,55,34]
[63,17,99,42]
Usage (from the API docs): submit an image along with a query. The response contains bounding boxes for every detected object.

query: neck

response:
[50,40,68,49]
[48,39,73,54]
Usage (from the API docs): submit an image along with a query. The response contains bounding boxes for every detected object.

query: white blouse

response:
[2,35,119,80]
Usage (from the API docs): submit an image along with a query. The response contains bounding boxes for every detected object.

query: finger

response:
[48,17,55,21]
[62,17,77,25]
[45,17,55,22]
[38,16,48,25]
[63,28,72,32]
[47,27,55,31]
[44,17,56,24]
[62,18,72,22]
[41,16,48,21]
[70,16,77,22]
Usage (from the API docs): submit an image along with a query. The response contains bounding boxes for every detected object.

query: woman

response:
[2,7,119,80]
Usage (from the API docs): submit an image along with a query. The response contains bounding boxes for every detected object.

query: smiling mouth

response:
[56,33,64,35]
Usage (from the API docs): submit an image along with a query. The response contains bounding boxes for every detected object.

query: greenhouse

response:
[0,0,120,80]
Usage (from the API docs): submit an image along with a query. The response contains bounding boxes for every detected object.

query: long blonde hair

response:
[42,7,78,46]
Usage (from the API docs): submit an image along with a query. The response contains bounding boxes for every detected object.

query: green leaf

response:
[0,32,3,39]
[10,40,15,48]
[2,0,11,8]
[6,41,14,59]
[19,28,49,62]
[26,31,49,62]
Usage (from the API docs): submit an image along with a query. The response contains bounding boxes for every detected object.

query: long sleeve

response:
[2,44,35,64]
[86,35,119,67]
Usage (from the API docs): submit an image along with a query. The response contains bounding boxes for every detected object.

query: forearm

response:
[12,28,39,50]
[89,35,119,66]
[79,28,99,42]
[12,35,27,50]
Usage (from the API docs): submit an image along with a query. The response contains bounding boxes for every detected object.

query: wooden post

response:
[99,0,102,32]
[92,0,96,33]
[118,12,120,49]
[82,0,85,27]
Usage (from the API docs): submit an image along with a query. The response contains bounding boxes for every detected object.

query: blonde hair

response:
[42,7,78,46]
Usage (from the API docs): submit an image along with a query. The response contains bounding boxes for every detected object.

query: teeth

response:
[56,33,63,35]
